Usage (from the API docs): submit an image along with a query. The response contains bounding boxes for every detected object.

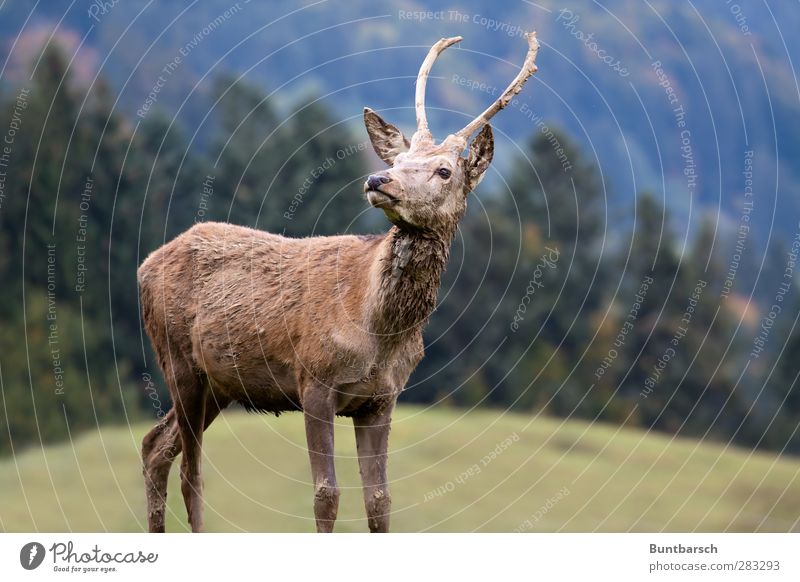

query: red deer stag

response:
[138,32,539,533]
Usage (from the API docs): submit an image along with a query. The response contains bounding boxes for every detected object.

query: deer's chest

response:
[331,336,424,416]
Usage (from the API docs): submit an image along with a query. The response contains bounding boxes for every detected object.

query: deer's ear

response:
[466,125,494,191]
[364,107,410,165]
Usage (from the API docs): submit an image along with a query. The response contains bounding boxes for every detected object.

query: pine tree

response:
[613,193,684,424]
[503,128,608,413]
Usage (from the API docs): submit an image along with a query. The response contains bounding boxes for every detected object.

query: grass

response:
[1,405,799,532]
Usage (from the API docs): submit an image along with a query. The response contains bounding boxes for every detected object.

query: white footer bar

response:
[1,533,797,580]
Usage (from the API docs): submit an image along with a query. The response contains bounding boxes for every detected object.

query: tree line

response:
[1,44,798,456]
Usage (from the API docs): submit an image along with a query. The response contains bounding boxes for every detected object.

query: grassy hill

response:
[1,405,798,532]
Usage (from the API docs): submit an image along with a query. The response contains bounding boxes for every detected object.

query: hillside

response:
[1,406,798,532]
[2,0,798,242]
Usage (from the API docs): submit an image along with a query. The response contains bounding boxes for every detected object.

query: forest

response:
[2,38,799,458]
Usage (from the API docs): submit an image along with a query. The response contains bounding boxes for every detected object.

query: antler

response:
[454,31,540,141]
[413,36,462,145]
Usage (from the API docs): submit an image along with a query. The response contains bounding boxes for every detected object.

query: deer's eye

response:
[436,168,452,179]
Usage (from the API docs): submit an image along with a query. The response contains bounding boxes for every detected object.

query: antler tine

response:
[455,32,540,141]
[414,36,463,143]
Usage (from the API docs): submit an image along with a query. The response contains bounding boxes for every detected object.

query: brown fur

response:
[138,218,456,533]
[139,223,439,419]
[138,33,538,533]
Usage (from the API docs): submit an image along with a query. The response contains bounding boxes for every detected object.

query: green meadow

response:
[1,406,798,532]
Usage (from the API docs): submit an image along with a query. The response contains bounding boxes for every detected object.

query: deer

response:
[137,31,539,533]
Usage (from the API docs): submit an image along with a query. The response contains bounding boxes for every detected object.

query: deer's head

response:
[363,33,539,232]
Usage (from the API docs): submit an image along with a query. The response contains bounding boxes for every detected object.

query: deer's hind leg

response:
[142,407,181,533]
[142,384,228,533]
[173,367,222,533]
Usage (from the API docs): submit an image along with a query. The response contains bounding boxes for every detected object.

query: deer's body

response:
[139,32,539,533]
[138,221,448,418]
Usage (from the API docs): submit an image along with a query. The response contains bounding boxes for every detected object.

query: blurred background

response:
[1,0,799,532]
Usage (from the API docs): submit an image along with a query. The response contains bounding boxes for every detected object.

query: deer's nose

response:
[366,174,392,191]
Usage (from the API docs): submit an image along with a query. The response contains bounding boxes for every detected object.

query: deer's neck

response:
[367,224,456,341]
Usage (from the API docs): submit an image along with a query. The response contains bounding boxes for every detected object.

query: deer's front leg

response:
[303,383,340,533]
[354,400,395,532]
